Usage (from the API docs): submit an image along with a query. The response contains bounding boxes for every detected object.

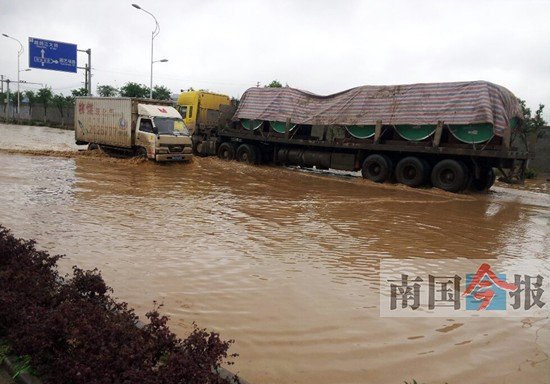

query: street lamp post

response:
[2,33,23,117]
[151,58,168,97]
[132,4,168,99]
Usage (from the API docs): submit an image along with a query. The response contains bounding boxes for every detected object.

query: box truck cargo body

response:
[75,97,192,162]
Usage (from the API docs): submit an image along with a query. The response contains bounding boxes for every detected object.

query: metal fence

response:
[0,103,74,128]
[531,127,550,174]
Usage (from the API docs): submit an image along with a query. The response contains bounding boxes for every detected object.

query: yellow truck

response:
[176,91,234,133]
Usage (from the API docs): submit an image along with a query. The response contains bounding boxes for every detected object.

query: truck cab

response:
[176,91,232,133]
[135,104,192,161]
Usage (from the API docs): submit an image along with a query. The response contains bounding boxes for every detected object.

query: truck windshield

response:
[154,117,189,136]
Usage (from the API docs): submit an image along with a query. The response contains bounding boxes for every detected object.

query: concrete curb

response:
[219,366,248,384]
[2,354,246,384]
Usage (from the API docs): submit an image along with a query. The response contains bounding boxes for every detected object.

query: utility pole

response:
[84,63,89,92]
[1,75,3,94]
[86,48,91,95]
[2,34,23,118]
[77,48,92,95]
[6,79,11,119]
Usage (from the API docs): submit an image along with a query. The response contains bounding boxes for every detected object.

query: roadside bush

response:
[0,225,238,384]
[525,167,538,179]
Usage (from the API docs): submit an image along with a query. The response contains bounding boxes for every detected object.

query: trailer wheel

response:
[236,144,257,164]
[361,154,393,183]
[217,142,235,161]
[431,159,467,192]
[395,157,430,187]
[470,167,496,192]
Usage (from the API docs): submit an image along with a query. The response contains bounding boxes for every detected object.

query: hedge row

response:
[0,225,238,384]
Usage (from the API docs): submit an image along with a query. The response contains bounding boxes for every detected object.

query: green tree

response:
[97,85,118,97]
[266,80,282,88]
[52,93,69,126]
[0,92,5,113]
[24,90,36,115]
[517,99,547,151]
[36,87,53,121]
[119,82,150,98]
[65,94,76,107]
[152,85,171,100]
[71,87,88,97]
[9,91,20,108]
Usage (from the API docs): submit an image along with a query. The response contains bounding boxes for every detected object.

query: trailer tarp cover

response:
[234,81,522,137]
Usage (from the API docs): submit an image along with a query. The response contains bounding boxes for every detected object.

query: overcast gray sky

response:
[1,0,549,119]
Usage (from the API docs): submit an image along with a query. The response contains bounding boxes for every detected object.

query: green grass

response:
[0,341,33,380]
[10,355,32,379]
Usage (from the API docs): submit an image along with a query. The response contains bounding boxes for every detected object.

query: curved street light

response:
[132,4,167,99]
[2,33,23,117]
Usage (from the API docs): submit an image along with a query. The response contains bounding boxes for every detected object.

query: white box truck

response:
[75,97,192,162]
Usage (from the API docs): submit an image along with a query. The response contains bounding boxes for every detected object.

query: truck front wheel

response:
[193,140,207,157]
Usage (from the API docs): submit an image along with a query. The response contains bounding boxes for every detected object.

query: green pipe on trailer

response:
[270,121,297,133]
[448,118,519,144]
[448,123,494,144]
[241,119,263,131]
[395,125,436,141]
[345,125,376,139]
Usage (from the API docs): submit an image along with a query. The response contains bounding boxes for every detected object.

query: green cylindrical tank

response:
[345,125,375,139]
[448,123,494,144]
[395,125,436,141]
[270,121,296,133]
[241,119,263,130]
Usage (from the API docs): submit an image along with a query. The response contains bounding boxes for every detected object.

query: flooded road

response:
[0,123,548,384]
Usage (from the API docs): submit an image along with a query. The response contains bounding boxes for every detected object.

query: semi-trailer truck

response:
[191,81,529,193]
[75,97,192,162]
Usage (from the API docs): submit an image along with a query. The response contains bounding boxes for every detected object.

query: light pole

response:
[2,33,23,117]
[152,58,168,97]
[132,4,168,99]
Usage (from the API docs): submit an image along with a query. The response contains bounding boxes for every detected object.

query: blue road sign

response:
[28,37,77,73]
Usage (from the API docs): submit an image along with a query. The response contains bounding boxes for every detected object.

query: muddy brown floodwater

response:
[0,123,549,384]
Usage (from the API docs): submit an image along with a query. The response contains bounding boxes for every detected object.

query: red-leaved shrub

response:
[0,226,239,384]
